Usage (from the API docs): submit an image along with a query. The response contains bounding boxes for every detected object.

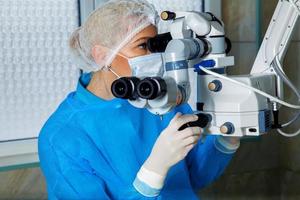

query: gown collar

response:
[75,72,123,106]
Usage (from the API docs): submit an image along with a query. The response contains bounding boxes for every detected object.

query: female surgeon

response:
[38,0,240,199]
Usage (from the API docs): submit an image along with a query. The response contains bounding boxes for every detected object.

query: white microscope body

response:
[112,0,300,137]
[197,0,299,136]
[160,10,278,137]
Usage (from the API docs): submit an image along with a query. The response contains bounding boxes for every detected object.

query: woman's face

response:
[110,25,158,77]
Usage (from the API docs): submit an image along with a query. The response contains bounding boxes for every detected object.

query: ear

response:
[91,45,107,65]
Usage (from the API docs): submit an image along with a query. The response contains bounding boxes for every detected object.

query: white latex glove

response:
[133,113,203,196]
[143,112,202,175]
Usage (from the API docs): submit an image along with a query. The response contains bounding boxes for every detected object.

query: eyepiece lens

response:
[111,77,140,100]
[137,77,167,100]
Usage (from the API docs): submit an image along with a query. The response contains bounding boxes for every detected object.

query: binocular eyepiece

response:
[147,32,172,53]
[137,77,167,100]
[111,77,167,100]
[111,77,140,100]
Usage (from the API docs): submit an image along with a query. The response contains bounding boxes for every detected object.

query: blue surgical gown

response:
[38,73,235,200]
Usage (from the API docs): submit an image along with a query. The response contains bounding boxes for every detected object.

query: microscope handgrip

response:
[178,113,211,131]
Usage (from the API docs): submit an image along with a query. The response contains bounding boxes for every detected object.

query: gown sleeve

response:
[185,135,234,190]
[38,125,162,200]
[39,132,112,199]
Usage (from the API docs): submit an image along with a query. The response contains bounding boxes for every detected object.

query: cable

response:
[281,113,300,127]
[277,128,300,137]
[274,56,300,102]
[273,56,300,128]
[275,0,300,136]
[199,66,300,109]
[273,56,300,137]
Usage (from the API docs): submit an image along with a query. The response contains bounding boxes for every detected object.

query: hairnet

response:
[69,0,158,72]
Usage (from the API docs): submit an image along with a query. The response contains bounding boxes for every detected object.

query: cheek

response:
[111,55,132,76]
[119,61,132,76]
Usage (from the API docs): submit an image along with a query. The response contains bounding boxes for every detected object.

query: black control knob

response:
[178,113,212,131]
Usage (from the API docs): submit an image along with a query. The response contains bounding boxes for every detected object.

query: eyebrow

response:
[132,37,151,44]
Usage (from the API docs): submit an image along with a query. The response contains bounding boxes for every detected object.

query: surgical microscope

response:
[112,0,300,137]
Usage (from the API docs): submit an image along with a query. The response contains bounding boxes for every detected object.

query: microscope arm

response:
[251,0,300,75]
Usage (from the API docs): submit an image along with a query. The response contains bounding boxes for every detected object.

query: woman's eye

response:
[138,43,147,50]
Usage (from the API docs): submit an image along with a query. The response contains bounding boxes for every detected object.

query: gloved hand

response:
[134,112,202,194]
[144,112,202,176]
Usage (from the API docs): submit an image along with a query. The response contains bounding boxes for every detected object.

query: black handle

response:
[178,113,211,131]
[272,110,282,129]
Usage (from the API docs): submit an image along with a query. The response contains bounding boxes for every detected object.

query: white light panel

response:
[0,0,80,141]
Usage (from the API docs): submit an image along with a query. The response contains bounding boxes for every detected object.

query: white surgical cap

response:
[69,0,158,72]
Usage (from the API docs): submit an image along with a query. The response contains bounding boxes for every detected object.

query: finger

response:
[178,127,202,139]
[170,112,182,124]
[173,114,198,129]
[178,144,195,159]
[182,135,201,147]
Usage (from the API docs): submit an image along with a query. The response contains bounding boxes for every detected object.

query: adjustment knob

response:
[161,11,176,20]
[208,80,222,92]
[220,122,235,135]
